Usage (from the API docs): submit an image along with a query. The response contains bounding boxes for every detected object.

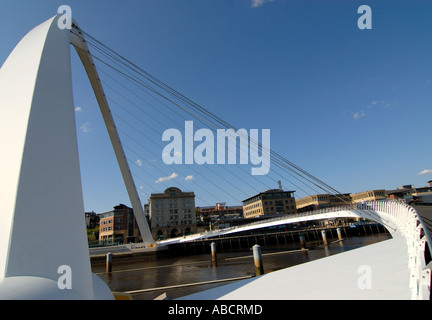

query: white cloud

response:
[352,111,366,120]
[350,100,396,120]
[136,159,142,167]
[79,122,91,133]
[155,172,178,183]
[417,169,432,175]
[251,0,274,8]
[75,106,82,112]
[381,100,391,108]
[184,175,194,181]
[366,100,393,110]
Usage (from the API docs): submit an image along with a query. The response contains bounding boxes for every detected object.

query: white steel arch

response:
[0,14,152,299]
[69,22,154,246]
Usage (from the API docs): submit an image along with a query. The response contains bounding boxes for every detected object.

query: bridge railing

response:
[164,202,366,243]
[377,201,432,300]
[202,200,432,299]
[209,201,360,235]
[158,200,431,299]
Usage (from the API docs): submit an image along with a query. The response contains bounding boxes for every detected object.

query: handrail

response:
[159,200,431,300]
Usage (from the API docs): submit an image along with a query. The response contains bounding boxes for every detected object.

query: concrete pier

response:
[106,252,113,273]
[337,228,343,240]
[210,242,217,267]
[252,244,264,276]
[321,230,328,245]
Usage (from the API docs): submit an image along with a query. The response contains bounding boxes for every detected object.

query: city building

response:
[85,211,99,229]
[350,190,386,203]
[296,194,352,213]
[196,203,243,228]
[98,204,141,244]
[385,185,413,200]
[386,182,432,205]
[242,189,296,219]
[149,187,196,240]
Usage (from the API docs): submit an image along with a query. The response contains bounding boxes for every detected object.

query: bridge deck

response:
[180,236,411,300]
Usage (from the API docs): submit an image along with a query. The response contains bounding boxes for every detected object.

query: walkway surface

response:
[180,236,411,300]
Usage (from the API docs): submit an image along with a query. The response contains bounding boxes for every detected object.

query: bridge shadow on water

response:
[91,226,390,300]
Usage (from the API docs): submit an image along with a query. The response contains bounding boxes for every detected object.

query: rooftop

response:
[242,189,296,203]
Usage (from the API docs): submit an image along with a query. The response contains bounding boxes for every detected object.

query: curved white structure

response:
[0,15,144,299]
[165,201,432,299]
[70,22,154,246]
[1,14,429,300]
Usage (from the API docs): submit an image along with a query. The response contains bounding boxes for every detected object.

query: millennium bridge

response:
[0,14,430,300]
[170,200,432,299]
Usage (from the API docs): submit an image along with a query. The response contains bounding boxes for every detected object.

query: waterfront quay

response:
[91,224,390,300]
[167,223,387,256]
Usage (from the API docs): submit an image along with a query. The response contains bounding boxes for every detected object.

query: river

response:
[91,231,392,300]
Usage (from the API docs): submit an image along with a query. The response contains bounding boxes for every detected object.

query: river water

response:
[91,233,391,300]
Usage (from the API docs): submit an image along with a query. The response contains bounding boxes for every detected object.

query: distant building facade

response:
[386,182,432,205]
[196,203,243,227]
[99,204,141,244]
[296,194,352,213]
[242,189,296,219]
[350,190,386,203]
[149,187,196,240]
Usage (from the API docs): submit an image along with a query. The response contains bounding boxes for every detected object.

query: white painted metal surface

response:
[177,201,431,300]
[181,236,411,300]
[70,23,154,246]
[0,15,113,299]
[0,14,429,300]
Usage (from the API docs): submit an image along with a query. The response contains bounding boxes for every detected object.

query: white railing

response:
[352,200,431,299]
[158,200,432,299]
[350,201,431,299]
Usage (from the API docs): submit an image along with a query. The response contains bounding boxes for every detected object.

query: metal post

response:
[321,230,328,245]
[106,252,113,273]
[337,228,343,240]
[210,242,217,267]
[299,233,306,249]
[252,244,264,276]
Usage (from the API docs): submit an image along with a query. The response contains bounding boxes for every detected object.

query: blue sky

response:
[1,1,431,213]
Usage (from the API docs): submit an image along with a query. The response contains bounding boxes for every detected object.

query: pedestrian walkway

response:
[180,236,411,300]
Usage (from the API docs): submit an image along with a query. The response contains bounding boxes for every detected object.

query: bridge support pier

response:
[210,242,217,267]
[321,230,328,245]
[299,233,306,249]
[337,228,343,240]
[252,244,264,276]
[106,252,113,273]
